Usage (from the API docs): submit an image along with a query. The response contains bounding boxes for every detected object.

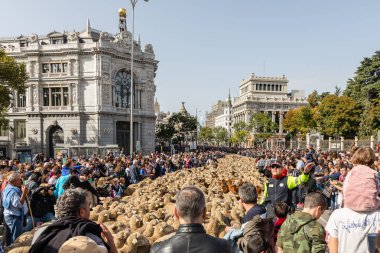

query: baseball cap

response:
[270,161,282,168]
[58,236,107,253]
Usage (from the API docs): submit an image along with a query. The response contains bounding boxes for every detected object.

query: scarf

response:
[29,216,110,253]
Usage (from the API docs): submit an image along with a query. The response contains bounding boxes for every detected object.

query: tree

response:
[0,49,28,128]
[334,85,342,96]
[307,90,319,108]
[198,126,213,144]
[313,94,361,138]
[155,111,197,144]
[231,122,250,146]
[249,112,278,133]
[282,106,316,136]
[213,126,228,146]
[344,51,380,135]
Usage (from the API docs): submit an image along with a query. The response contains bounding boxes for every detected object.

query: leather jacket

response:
[150,223,231,253]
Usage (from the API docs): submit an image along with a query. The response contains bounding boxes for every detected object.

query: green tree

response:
[344,51,380,135]
[313,95,361,138]
[283,106,316,136]
[334,85,342,96]
[307,90,319,108]
[155,111,197,144]
[249,112,278,134]
[231,122,250,146]
[198,126,214,144]
[0,49,28,128]
[213,126,228,146]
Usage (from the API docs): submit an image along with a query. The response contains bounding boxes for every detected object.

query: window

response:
[19,40,27,47]
[0,127,8,136]
[115,70,136,108]
[16,121,26,139]
[51,63,62,73]
[52,39,62,45]
[51,88,61,106]
[43,87,69,107]
[41,63,68,74]
[283,105,288,109]
[42,64,50,73]
[259,104,265,108]
[17,94,26,108]
[43,88,50,106]
[62,63,68,73]
[63,87,69,105]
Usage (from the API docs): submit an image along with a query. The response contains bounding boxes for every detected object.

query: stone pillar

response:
[371,135,374,150]
[266,139,269,149]
[354,136,358,147]
[271,112,275,123]
[306,133,310,148]
[279,112,283,135]
[297,138,300,149]
[245,112,250,124]
[328,137,332,151]
[290,139,293,149]
[340,137,344,151]
[270,138,274,150]
[316,137,320,151]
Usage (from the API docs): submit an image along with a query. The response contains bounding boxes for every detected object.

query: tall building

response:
[233,73,307,134]
[0,10,158,160]
[205,100,228,128]
[214,91,233,137]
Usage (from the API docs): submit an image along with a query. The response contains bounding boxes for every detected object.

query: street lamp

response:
[129,0,149,158]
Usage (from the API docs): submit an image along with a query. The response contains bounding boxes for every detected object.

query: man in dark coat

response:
[29,188,117,253]
[150,186,231,253]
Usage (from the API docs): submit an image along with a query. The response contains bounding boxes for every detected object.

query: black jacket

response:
[150,223,231,253]
[29,216,109,253]
[62,175,99,198]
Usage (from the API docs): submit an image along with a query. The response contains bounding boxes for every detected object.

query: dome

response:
[118,8,127,17]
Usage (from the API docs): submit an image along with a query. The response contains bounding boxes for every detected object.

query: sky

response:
[1,0,380,122]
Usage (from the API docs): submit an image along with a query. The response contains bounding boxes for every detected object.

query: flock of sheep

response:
[8,155,264,253]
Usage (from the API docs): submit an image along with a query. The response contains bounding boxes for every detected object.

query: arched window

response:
[114,70,136,108]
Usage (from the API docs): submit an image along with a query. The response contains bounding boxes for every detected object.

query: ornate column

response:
[371,135,374,150]
[354,136,358,147]
[279,112,284,135]
[316,137,320,151]
[328,137,332,151]
[340,137,345,151]
[271,111,275,122]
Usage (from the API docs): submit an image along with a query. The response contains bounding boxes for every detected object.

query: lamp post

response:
[129,0,149,158]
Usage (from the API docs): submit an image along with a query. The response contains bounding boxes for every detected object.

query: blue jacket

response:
[54,175,70,198]
[61,166,71,176]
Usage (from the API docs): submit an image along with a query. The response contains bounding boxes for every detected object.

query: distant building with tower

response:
[0,9,158,160]
[206,73,307,142]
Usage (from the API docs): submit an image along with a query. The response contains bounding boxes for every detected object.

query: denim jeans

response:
[23,212,57,232]
[4,214,23,246]
[330,191,338,210]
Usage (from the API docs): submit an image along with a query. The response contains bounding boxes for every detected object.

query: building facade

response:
[0,11,158,160]
[233,73,307,135]
[214,92,233,137]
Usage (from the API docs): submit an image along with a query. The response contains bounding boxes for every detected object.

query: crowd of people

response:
[0,145,379,253]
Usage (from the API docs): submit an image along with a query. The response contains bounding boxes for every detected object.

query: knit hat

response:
[343,164,380,212]
[58,236,107,253]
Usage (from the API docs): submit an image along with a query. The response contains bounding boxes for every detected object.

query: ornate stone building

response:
[0,10,158,159]
[233,73,307,134]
